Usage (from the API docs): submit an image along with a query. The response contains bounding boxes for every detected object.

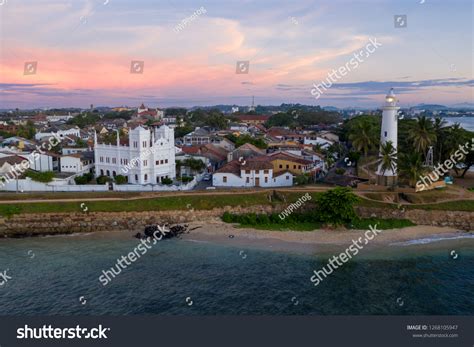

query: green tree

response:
[115,175,128,184]
[377,141,397,176]
[398,152,425,187]
[348,119,378,155]
[408,116,436,155]
[316,187,360,225]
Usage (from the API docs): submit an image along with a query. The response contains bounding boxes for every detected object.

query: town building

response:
[94,125,176,184]
[213,157,293,188]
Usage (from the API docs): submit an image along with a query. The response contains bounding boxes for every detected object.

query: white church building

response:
[94,125,176,185]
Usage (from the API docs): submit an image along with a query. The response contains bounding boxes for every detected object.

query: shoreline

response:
[178,221,472,254]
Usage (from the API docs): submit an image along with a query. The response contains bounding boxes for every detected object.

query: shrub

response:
[316,187,360,225]
[335,168,346,175]
[96,176,111,185]
[25,170,55,183]
[161,177,173,185]
[115,175,128,185]
[74,173,94,185]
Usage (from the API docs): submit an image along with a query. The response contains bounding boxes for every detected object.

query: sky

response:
[0,0,472,109]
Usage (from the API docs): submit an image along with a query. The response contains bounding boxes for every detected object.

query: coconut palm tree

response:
[377,141,397,176]
[433,117,448,161]
[349,120,378,156]
[398,152,424,187]
[408,116,437,156]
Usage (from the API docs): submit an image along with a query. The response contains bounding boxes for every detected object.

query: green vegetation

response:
[161,177,173,185]
[25,170,55,183]
[265,107,342,128]
[176,158,206,174]
[114,175,128,185]
[225,133,268,149]
[222,212,415,231]
[74,173,94,185]
[343,115,474,186]
[67,112,101,128]
[1,205,22,219]
[96,176,111,185]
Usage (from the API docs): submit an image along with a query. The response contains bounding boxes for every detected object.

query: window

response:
[265,177,268,183]
[223,176,227,183]
[156,160,159,165]
[246,177,249,183]
[286,176,289,180]
[143,160,148,167]
[100,156,104,163]
[293,165,296,169]
[112,158,116,164]
[160,160,164,164]
[133,141,138,148]
[144,174,148,181]
[143,141,147,147]
[106,157,110,163]
[264,170,269,174]
[286,165,289,169]
[100,170,104,176]
[245,170,250,174]
[279,164,283,169]
[106,170,110,176]
[165,159,168,164]
[135,174,138,181]
[384,131,387,137]
[113,171,116,177]
[298,165,301,169]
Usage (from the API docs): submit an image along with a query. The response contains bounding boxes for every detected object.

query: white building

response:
[377,88,399,186]
[60,152,94,174]
[213,157,293,188]
[94,125,176,184]
[35,127,80,141]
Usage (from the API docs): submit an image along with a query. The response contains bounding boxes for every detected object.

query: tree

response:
[377,141,397,176]
[315,187,360,225]
[432,117,448,162]
[408,116,436,155]
[348,119,378,155]
[161,177,173,185]
[398,152,424,187]
[25,170,55,183]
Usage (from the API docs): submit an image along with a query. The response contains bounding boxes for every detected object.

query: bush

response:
[161,177,173,185]
[294,174,311,185]
[180,176,194,183]
[115,175,128,185]
[335,168,346,175]
[74,173,94,185]
[96,176,111,185]
[25,170,55,183]
[316,187,360,225]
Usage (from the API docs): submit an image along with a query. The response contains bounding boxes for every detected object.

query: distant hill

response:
[411,104,448,111]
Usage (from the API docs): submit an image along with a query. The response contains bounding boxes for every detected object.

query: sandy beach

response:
[176,220,472,254]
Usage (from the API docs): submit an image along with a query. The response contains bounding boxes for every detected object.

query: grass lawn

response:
[0,190,472,217]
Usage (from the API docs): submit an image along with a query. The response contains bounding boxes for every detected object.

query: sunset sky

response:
[0,0,472,109]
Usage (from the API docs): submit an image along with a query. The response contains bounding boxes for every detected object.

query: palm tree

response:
[408,116,437,156]
[433,117,447,162]
[377,141,397,176]
[349,120,378,156]
[398,152,424,187]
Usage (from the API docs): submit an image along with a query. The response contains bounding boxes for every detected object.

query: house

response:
[213,156,293,188]
[230,123,249,132]
[235,115,271,125]
[183,127,212,146]
[60,151,94,174]
[34,126,80,141]
[94,125,176,184]
[227,143,266,162]
[303,136,334,149]
[267,151,314,176]
[182,144,229,172]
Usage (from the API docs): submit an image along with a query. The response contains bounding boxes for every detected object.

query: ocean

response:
[443,116,474,132]
[0,231,473,315]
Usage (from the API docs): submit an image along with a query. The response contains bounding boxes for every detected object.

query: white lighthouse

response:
[376,88,399,186]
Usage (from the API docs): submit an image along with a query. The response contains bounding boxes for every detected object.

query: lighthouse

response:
[376,88,399,186]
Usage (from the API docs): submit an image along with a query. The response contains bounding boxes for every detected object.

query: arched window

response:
[113,171,116,177]
[100,169,104,176]
[144,174,148,181]
[106,170,110,177]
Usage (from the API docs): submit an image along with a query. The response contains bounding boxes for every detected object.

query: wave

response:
[390,233,474,246]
